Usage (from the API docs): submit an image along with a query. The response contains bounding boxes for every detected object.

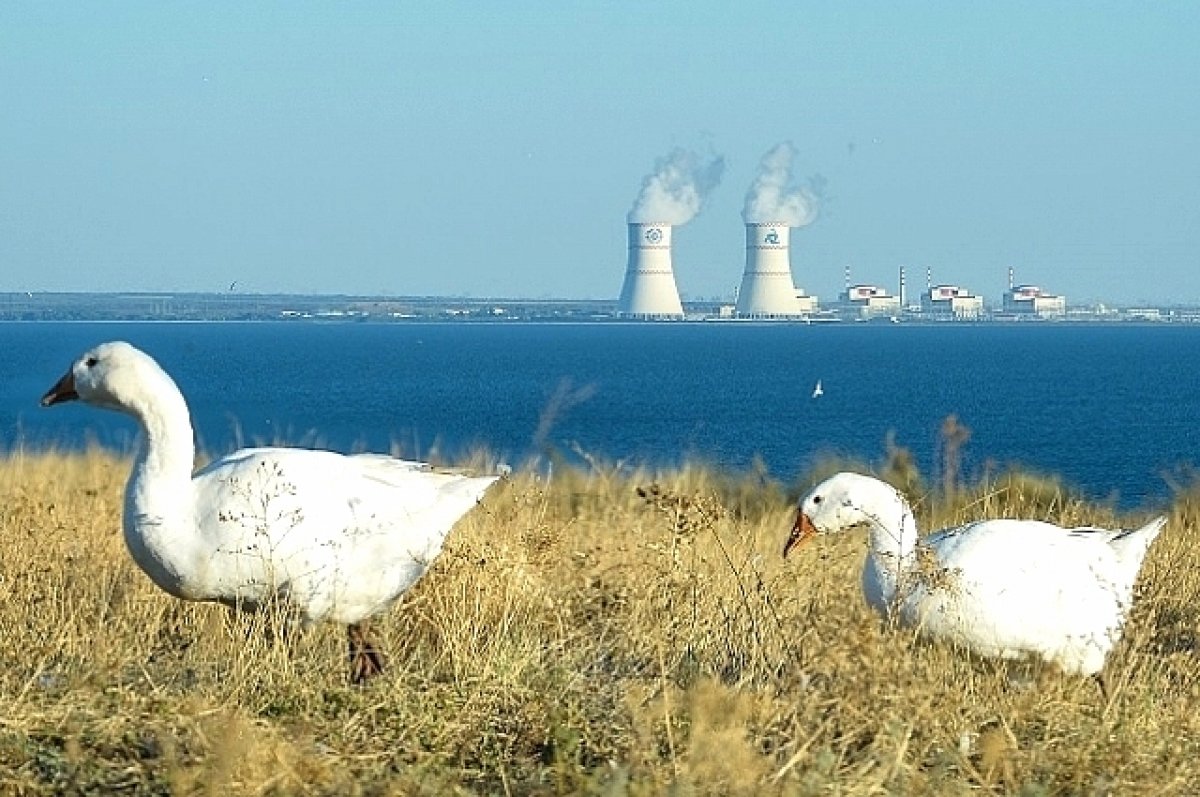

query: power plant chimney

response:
[617,222,684,318]
[899,265,906,308]
[735,223,800,316]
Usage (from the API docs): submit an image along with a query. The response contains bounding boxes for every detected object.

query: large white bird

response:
[783,472,1165,680]
[42,341,499,683]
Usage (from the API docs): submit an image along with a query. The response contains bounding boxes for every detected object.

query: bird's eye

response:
[812,495,823,505]
[85,356,98,368]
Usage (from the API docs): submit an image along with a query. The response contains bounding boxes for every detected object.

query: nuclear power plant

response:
[610,211,1081,322]
[610,146,1089,323]
[616,223,684,318]
[735,222,810,317]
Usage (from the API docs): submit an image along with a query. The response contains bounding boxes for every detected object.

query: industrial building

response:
[1001,267,1065,317]
[840,285,900,319]
[793,290,819,314]
[616,223,684,318]
[611,203,1081,323]
[922,285,984,319]
[1004,285,1066,317]
[734,223,815,317]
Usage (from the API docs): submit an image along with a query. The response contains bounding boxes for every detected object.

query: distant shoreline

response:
[1,291,1196,324]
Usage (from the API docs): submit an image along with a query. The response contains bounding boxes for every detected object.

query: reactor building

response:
[734,223,816,317]
[616,222,684,318]
[923,285,985,319]
[1004,284,1066,317]
[1003,268,1066,317]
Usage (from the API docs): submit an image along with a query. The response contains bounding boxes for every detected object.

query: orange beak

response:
[782,510,819,558]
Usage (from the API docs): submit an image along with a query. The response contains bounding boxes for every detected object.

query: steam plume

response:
[627,148,725,225]
[743,141,818,226]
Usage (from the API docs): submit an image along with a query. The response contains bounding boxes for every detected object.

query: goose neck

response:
[130,388,195,483]
[863,488,920,565]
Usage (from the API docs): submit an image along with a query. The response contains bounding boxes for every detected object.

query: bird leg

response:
[347,622,387,684]
[1095,671,1111,702]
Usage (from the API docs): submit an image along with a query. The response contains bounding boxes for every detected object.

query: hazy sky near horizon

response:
[2,3,1197,304]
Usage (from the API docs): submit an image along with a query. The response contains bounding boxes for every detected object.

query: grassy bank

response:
[1,449,1199,795]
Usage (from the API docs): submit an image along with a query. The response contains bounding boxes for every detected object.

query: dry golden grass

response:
[2,449,1200,795]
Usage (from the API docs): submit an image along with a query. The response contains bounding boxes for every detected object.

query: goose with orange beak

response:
[782,505,819,558]
[783,471,1165,680]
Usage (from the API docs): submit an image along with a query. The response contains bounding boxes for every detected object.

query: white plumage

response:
[784,471,1165,678]
[42,341,498,682]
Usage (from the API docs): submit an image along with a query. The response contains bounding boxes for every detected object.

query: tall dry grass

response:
[1,447,1200,795]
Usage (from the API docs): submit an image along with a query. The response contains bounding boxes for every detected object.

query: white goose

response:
[42,341,499,683]
[783,472,1165,680]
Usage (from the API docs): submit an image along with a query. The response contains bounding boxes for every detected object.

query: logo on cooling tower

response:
[764,229,781,245]
[644,227,663,244]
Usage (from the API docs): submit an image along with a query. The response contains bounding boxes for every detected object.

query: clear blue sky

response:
[2,2,1196,304]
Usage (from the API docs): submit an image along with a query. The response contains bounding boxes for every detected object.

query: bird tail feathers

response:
[1109,516,1167,574]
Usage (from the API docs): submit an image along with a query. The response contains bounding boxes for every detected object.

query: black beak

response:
[41,371,79,407]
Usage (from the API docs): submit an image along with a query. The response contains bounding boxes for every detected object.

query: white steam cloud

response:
[627,148,725,225]
[743,141,819,227]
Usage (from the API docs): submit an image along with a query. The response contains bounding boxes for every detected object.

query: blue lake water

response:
[2,321,1198,508]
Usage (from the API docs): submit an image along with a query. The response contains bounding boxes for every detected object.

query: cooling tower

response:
[735,223,801,317]
[617,223,684,318]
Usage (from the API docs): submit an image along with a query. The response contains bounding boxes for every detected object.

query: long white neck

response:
[859,482,921,605]
[127,372,195,488]
[120,368,198,598]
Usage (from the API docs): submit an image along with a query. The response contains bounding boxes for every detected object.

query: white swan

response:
[42,341,499,683]
[783,472,1165,679]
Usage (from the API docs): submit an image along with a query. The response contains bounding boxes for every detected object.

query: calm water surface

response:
[2,321,1197,508]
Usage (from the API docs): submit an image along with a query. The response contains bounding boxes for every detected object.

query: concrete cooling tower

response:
[617,223,684,318]
[735,223,801,317]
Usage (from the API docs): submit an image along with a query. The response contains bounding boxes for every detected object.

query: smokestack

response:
[735,223,799,317]
[926,266,932,292]
[617,223,684,318]
[899,266,906,307]
[844,264,851,290]
[1008,266,1014,290]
